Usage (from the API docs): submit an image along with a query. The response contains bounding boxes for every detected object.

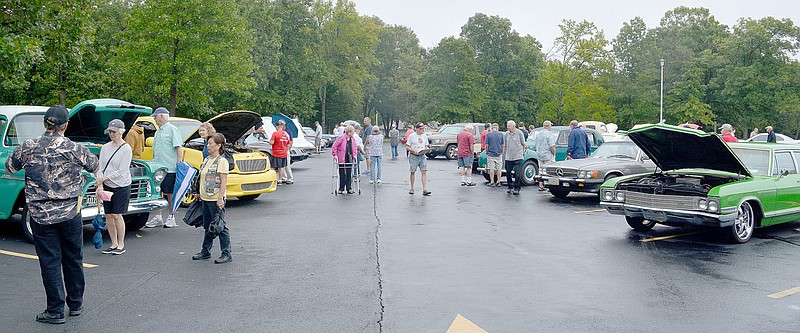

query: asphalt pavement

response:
[1,147,800,332]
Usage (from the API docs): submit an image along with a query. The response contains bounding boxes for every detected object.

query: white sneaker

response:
[145,215,162,228]
[377,179,382,184]
[163,215,177,228]
[369,180,374,184]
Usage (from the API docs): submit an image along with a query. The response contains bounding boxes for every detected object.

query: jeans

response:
[338,165,353,191]
[201,200,231,257]
[505,159,522,190]
[391,145,398,159]
[370,156,382,181]
[31,213,84,315]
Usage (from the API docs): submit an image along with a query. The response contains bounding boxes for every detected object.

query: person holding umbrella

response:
[192,133,231,264]
[95,119,132,255]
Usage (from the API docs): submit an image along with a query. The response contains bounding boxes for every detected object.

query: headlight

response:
[153,169,167,184]
[603,190,614,201]
[698,199,708,210]
[541,168,548,175]
[615,191,625,202]
[707,200,719,212]
[578,171,586,178]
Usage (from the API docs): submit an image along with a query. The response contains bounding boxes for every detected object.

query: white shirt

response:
[406,132,429,150]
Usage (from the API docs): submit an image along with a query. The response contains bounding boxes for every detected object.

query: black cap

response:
[44,105,69,126]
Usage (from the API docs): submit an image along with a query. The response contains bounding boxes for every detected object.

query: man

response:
[269,120,291,184]
[480,122,490,151]
[353,124,368,175]
[749,127,759,139]
[457,124,476,186]
[333,123,344,137]
[389,124,400,160]
[504,120,526,195]
[314,121,323,154]
[407,122,431,196]
[720,123,738,143]
[146,107,183,228]
[535,121,557,191]
[566,120,591,160]
[363,117,373,174]
[6,106,99,324]
[766,126,776,143]
[518,122,529,140]
[485,123,504,187]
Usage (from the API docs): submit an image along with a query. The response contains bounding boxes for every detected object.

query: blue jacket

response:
[567,126,591,159]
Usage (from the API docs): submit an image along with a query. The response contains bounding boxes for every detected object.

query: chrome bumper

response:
[81,198,169,220]
[600,202,737,227]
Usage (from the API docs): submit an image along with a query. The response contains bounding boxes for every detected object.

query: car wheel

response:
[728,201,756,243]
[22,204,34,243]
[426,152,437,159]
[550,188,570,199]
[445,145,458,160]
[625,216,656,231]
[520,160,538,186]
[124,213,149,231]
[238,194,260,201]
[181,192,198,207]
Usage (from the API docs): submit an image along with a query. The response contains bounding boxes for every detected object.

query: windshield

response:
[591,142,639,159]
[303,127,315,136]
[438,125,463,135]
[171,119,202,141]
[527,128,560,144]
[731,147,770,176]
[5,114,45,146]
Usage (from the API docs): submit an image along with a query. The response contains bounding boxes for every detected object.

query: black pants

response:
[338,164,352,191]
[505,159,522,190]
[31,213,84,315]
[201,200,231,257]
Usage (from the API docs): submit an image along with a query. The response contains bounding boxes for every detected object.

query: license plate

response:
[643,210,668,222]
[547,177,560,185]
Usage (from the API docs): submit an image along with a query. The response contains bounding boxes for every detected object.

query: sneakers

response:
[285,180,294,185]
[36,311,65,324]
[145,215,162,228]
[495,183,503,187]
[512,189,520,195]
[347,189,355,194]
[68,307,83,317]
[163,215,176,228]
[461,182,467,186]
[192,253,211,260]
[111,248,126,255]
[101,247,117,254]
[507,188,513,194]
[377,179,381,184]
[466,182,477,186]
[422,190,431,196]
[369,180,374,184]
[214,255,233,264]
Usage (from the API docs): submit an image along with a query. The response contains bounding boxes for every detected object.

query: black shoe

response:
[422,190,431,196]
[101,247,117,254]
[538,187,546,191]
[507,188,512,194]
[36,311,65,324]
[466,182,477,186]
[214,255,232,264]
[192,253,211,260]
[69,307,83,317]
[485,182,494,186]
[513,189,520,195]
[111,248,126,255]
[495,183,503,187]
[461,182,466,186]
[347,189,355,194]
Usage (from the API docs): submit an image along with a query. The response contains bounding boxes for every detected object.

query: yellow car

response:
[135,115,202,160]
[136,111,277,203]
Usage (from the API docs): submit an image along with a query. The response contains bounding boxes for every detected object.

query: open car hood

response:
[626,123,751,177]
[185,110,261,144]
[65,99,152,143]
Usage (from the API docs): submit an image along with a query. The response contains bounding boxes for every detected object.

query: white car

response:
[745,133,799,144]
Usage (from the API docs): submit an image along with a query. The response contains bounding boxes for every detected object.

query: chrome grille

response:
[241,182,270,191]
[546,167,578,178]
[624,191,698,211]
[236,159,267,173]
[84,180,151,207]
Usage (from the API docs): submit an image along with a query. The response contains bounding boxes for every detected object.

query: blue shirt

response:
[485,131,504,157]
[567,126,591,159]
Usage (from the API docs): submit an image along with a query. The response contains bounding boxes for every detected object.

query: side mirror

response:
[145,137,154,147]
[781,169,790,177]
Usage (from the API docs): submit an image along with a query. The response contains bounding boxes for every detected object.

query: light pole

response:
[660,59,665,123]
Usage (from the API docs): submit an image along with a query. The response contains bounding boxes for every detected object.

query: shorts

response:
[273,157,287,168]
[161,173,176,194]
[487,155,503,171]
[315,137,321,147]
[408,153,428,172]
[102,185,131,214]
[538,158,554,174]
[457,156,472,168]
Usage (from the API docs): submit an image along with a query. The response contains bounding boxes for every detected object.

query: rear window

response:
[774,152,797,175]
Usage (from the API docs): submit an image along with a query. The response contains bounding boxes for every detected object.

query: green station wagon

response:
[600,123,800,243]
[0,99,169,241]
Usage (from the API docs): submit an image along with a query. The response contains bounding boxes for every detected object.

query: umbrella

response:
[91,204,105,249]
[172,161,198,216]
[271,113,299,138]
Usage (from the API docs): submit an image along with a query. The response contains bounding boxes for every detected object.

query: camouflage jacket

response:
[6,132,99,225]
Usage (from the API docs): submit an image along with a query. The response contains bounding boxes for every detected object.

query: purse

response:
[208,208,226,238]
[182,201,203,227]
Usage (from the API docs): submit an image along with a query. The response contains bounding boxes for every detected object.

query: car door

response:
[771,151,800,221]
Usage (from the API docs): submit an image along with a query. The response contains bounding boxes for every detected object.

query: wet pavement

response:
[1,149,800,332]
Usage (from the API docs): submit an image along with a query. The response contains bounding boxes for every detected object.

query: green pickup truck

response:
[0,99,169,242]
[476,126,605,185]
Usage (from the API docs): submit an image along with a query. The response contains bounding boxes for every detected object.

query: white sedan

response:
[745,133,799,144]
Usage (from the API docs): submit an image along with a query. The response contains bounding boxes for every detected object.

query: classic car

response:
[302,126,328,149]
[745,132,799,144]
[476,126,605,186]
[243,116,310,164]
[537,139,656,198]
[600,123,800,243]
[134,115,201,160]
[426,123,485,160]
[0,99,169,242]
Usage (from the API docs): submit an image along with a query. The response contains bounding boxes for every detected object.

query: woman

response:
[96,119,133,255]
[192,133,232,264]
[332,125,358,194]
[198,122,216,158]
[367,127,384,184]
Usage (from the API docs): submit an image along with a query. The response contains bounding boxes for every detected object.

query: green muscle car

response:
[600,123,800,243]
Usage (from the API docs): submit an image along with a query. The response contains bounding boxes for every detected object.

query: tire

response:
[625,216,656,231]
[22,204,34,243]
[238,194,260,201]
[520,160,538,186]
[550,188,570,199]
[124,213,149,231]
[426,152,437,159]
[728,201,756,243]
[445,145,458,160]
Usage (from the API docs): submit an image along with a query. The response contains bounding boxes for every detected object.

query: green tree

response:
[610,17,660,127]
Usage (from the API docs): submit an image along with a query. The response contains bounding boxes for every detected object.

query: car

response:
[302,126,328,149]
[0,99,169,242]
[426,123,485,160]
[599,123,800,243]
[745,132,798,144]
[477,126,605,186]
[536,139,656,198]
[244,116,310,164]
[134,116,201,160]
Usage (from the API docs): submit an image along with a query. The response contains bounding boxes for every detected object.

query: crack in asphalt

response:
[371,183,385,333]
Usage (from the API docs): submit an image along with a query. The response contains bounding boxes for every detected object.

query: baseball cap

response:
[719,123,733,131]
[44,105,69,126]
[152,107,169,116]
[416,122,425,129]
[107,119,125,132]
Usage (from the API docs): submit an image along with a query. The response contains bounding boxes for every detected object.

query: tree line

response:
[3,1,800,137]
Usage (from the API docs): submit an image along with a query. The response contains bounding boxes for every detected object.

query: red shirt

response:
[480,129,488,150]
[270,130,290,158]
[722,133,738,143]
[457,130,475,158]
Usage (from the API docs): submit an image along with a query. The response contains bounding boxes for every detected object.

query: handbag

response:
[182,200,203,227]
[208,208,226,238]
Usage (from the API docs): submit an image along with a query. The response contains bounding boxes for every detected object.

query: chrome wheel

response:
[729,201,755,243]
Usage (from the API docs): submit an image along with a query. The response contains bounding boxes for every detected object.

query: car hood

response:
[186,110,261,144]
[626,123,750,177]
[64,99,152,143]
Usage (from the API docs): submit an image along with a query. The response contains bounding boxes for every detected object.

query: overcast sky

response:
[350,0,800,52]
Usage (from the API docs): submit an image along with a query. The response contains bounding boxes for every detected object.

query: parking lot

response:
[2,150,800,332]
